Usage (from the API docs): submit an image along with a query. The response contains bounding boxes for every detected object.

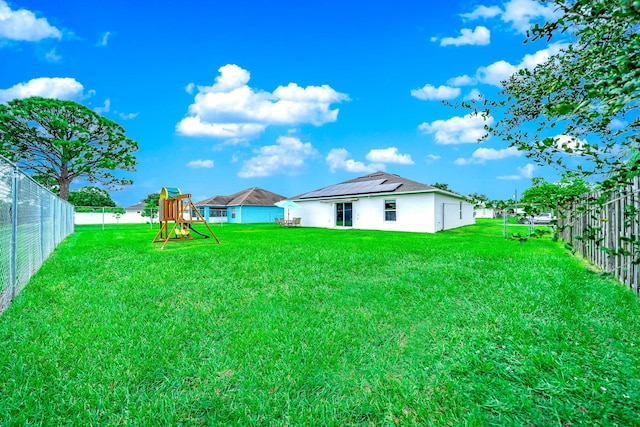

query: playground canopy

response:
[153,187,220,249]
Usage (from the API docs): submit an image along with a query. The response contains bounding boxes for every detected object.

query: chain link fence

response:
[0,155,75,314]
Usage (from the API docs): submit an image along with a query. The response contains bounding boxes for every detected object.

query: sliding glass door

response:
[336,202,353,227]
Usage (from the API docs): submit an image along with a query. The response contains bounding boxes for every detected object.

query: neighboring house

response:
[196,187,286,224]
[474,203,497,219]
[123,201,157,223]
[291,171,475,233]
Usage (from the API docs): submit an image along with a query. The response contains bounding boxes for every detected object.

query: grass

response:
[0,219,639,425]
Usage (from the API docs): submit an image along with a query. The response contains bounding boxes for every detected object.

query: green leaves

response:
[68,186,118,208]
[457,0,640,261]
[0,97,138,200]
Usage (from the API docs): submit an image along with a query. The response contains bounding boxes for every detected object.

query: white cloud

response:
[206,63,250,92]
[475,146,521,161]
[502,0,561,34]
[185,82,195,94]
[418,113,493,144]
[97,31,110,47]
[454,157,473,166]
[609,119,626,130]
[177,117,266,139]
[365,147,414,165]
[476,60,518,87]
[0,0,61,41]
[519,163,535,178]
[440,26,490,47]
[92,98,138,120]
[497,163,536,180]
[187,159,214,169]
[177,64,349,139]
[446,74,476,87]
[476,43,566,87]
[464,88,483,101]
[520,43,567,69]
[425,154,441,163]
[326,148,385,173]
[239,136,318,178]
[0,77,84,102]
[461,5,502,20]
[118,111,138,120]
[454,146,521,165]
[45,47,61,62]
[461,1,561,34]
[411,84,460,101]
[94,98,110,114]
[554,134,587,154]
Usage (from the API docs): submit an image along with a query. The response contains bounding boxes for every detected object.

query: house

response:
[291,171,475,233]
[196,187,287,224]
[474,203,498,219]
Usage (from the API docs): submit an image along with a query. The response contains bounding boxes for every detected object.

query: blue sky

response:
[1,0,567,206]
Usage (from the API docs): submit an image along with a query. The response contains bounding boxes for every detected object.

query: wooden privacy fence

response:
[558,176,640,294]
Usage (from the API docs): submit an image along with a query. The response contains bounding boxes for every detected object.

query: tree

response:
[432,182,451,192]
[68,186,117,208]
[468,0,639,185]
[455,1,640,264]
[521,175,592,211]
[141,192,160,223]
[468,192,489,206]
[468,192,488,202]
[0,97,138,200]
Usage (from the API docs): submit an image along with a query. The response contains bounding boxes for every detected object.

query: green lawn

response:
[1,220,639,425]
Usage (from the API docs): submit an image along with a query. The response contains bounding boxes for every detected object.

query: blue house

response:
[195,187,286,224]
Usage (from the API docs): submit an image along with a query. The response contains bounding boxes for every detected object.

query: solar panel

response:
[378,183,402,192]
[299,179,402,198]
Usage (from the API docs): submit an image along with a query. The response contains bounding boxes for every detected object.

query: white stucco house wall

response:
[474,204,498,219]
[291,171,475,233]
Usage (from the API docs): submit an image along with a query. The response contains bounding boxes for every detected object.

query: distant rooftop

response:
[196,187,287,207]
[125,201,146,210]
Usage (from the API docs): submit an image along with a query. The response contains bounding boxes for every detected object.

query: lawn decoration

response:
[153,187,220,249]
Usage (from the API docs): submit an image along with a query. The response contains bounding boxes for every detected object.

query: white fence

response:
[75,209,152,225]
[0,155,75,314]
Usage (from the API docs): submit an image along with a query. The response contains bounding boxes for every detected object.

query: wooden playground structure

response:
[153,187,220,249]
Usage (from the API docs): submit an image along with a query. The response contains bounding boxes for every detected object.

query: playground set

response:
[152,187,220,249]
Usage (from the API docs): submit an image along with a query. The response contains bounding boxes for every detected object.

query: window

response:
[231,207,236,219]
[384,199,396,221]
[211,209,227,218]
[335,202,353,226]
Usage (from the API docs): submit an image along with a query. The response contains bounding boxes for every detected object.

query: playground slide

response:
[188,223,210,238]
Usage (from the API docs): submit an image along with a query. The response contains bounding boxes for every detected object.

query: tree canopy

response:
[521,175,592,209]
[0,97,138,200]
[141,192,160,220]
[68,186,117,208]
[469,0,639,184]
[432,182,451,192]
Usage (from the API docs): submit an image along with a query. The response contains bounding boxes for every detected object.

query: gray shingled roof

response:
[196,187,287,207]
[196,195,233,206]
[294,171,438,199]
[125,201,146,210]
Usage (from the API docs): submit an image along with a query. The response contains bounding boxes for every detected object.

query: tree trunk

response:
[58,179,71,201]
[59,162,70,201]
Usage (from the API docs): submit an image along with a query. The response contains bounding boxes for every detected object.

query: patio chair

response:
[293,217,301,227]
